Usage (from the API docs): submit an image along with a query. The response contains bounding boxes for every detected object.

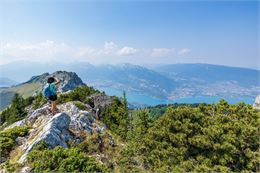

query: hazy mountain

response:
[0,62,177,100]
[149,63,260,87]
[73,63,177,99]
[0,77,18,87]
[0,62,259,106]
[144,63,260,101]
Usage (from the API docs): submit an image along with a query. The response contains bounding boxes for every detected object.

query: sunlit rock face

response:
[253,95,260,110]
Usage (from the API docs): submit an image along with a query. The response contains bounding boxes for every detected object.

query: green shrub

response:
[33,93,47,109]
[58,86,99,104]
[74,102,87,110]
[0,126,31,138]
[0,126,31,160]
[27,144,110,172]
[78,135,100,154]
[102,97,128,139]
[1,161,22,172]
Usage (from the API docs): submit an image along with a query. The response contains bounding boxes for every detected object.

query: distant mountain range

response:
[0,61,259,109]
[0,77,17,87]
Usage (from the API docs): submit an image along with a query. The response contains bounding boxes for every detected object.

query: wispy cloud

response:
[103,41,118,54]
[150,48,175,57]
[178,48,191,55]
[117,47,137,56]
[0,40,191,64]
[75,47,96,57]
[1,40,74,63]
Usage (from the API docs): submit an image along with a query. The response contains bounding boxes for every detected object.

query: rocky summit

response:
[27,71,86,93]
[0,71,86,111]
[0,90,115,172]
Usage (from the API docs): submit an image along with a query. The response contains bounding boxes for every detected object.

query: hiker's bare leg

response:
[51,101,57,114]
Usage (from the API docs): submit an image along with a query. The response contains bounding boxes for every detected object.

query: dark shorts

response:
[48,95,57,101]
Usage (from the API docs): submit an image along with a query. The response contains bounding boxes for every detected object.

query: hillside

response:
[0,83,259,172]
[0,71,85,110]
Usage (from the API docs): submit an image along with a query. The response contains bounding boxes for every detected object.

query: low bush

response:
[58,86,99,104]
[0,126,30,160]
[27,141,110,172]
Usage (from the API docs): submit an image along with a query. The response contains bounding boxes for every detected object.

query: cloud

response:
[150,48,175,57]
[75,47,96,57]
[0,40,140,64]
[0,40,191,65]
[178,48,191,55]
[1,40,74,64]
[103,41,118,54]
[117,46,137,56]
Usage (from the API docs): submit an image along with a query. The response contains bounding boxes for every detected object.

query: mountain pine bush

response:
[27,141,109,172]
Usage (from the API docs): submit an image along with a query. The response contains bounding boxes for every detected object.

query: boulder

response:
[21,166,31,173]
[90,93,113,109]
[58,102,103,134]
[26,104,51,125]
[15,137,26,146]
[3,119,26,131]
[89,93,113,119]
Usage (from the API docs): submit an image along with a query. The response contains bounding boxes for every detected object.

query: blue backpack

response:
[43,84,52,97]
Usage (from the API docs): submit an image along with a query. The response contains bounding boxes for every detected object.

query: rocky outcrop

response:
[18,112,72,163]
[58,102,106,134]
[53,71,86,92]
[24,71,85,93]
[89,93,114,119]
[253,95,260,110]
[90,93,113,109]
[2,101,109,164]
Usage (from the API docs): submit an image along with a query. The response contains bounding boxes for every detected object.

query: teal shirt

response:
[49,83,57,95]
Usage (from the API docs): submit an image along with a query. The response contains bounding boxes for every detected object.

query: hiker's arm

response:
[54,77,60,85]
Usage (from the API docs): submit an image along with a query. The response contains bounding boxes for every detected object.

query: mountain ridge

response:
[0,71,85,110]
[0,62,259,107]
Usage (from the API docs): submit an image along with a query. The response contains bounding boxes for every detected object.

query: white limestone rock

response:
[253,95,260,110]
[18,112,72,163]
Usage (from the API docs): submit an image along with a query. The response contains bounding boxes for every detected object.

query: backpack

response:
[43,84,52,97]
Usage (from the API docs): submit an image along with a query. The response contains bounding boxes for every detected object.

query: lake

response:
[97,87,255,106]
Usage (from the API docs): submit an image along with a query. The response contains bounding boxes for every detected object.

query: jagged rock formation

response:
[18,112,72,163]
[253,95,260,110]
[27,71,86,93]
[3,100,112,164]
[0,71,86,111]
[53,71,86,92]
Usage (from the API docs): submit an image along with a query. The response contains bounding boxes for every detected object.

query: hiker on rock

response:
[43,76,60,114]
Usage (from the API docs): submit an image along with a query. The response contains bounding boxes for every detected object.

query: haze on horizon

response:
[0,0,259,69]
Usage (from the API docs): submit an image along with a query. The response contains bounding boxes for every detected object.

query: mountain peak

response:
[23,71,86,93]
[0,71,86,110]
[51,71,86,92]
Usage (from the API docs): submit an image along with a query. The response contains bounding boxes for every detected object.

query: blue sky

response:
[0,0,259,69]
